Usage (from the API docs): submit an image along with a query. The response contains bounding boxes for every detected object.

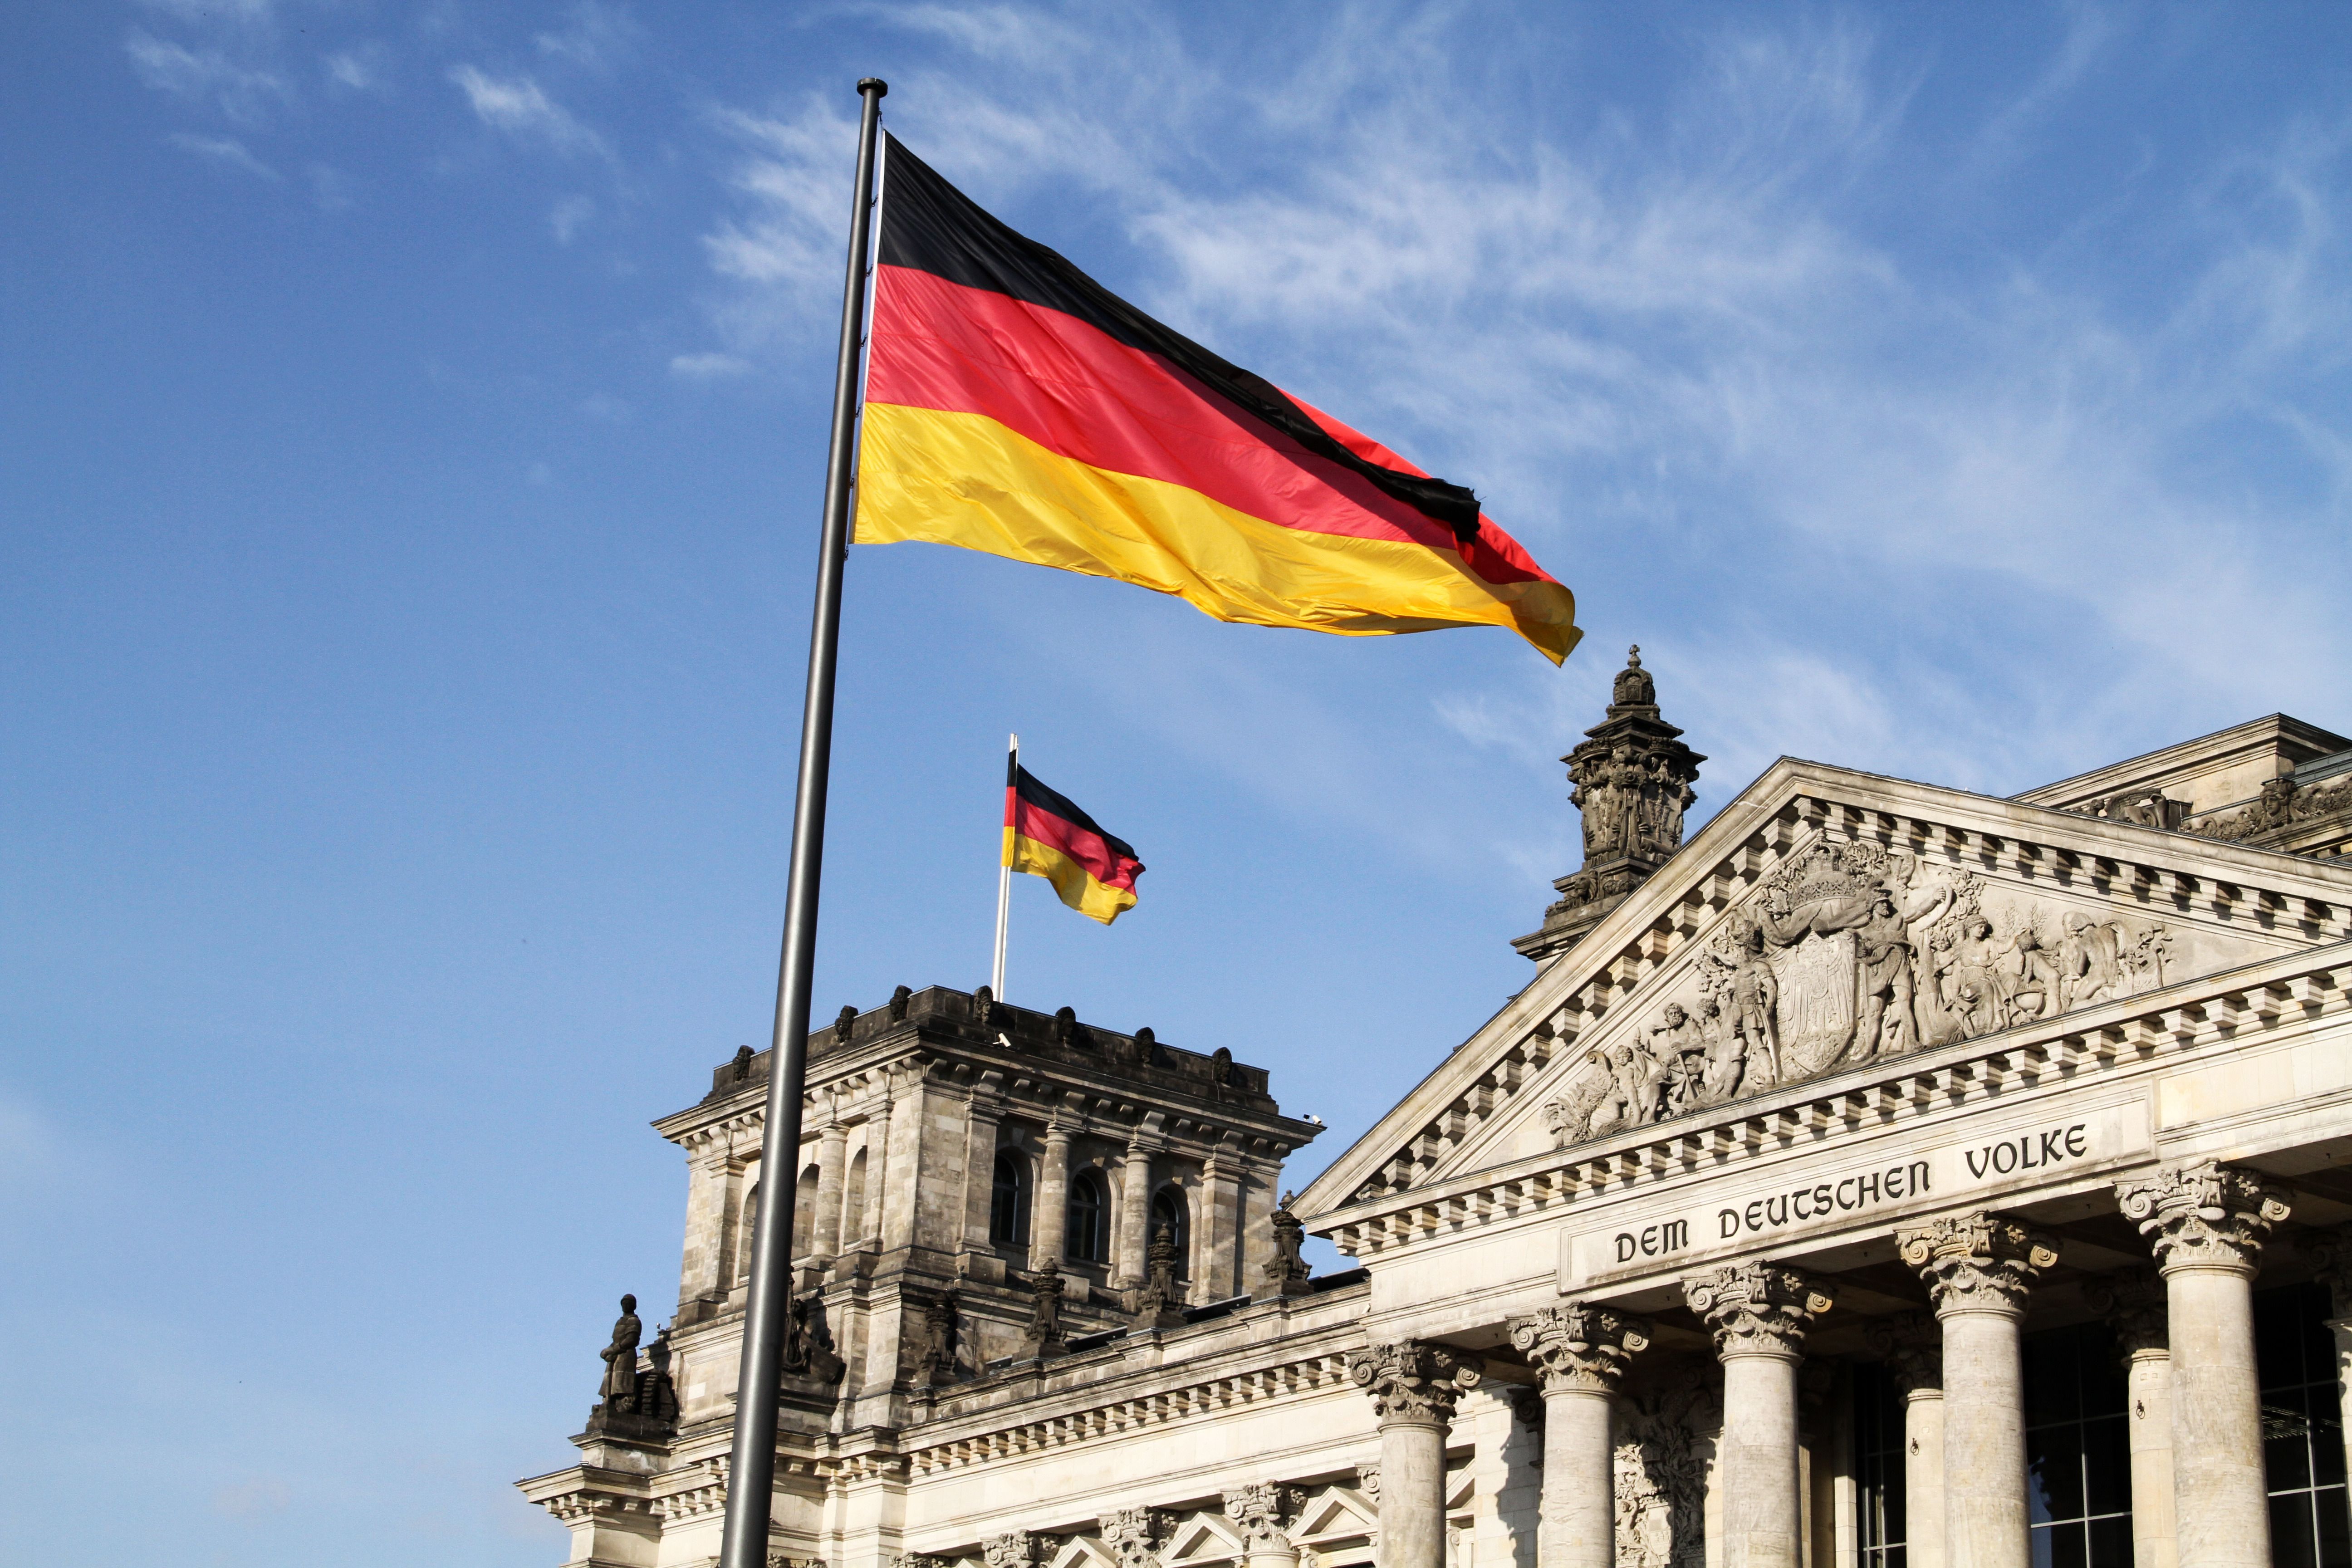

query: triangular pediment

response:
[1298,757,2352,1217]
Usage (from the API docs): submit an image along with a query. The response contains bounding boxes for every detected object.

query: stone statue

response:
[1264,1193,1314,1297]
[1023,1269,1067,1356]
[1852,891,1921,1058]
[599,1295,642,1407]
[1649,1004,1706,1113]
[1135,1223,1186,1329]
[913,1289,961,1386]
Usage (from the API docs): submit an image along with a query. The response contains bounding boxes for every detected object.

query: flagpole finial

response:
[858,78,888,97]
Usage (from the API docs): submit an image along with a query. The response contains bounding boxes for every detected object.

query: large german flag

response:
[1005,760,1144,924]
[857,135,1582,664]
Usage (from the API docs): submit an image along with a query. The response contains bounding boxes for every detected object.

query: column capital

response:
[1348,1340,1481,1426]
[2083,1268,2169,1362]
[1221,1484,1301,1551]
[1506,1302,1650,1394]
[2115,1160,2290,1277]
[983,1533,1053,1568]
[1098,1509,1168,1568]
[1682,1261,1835,1357]
[2302,1223,2352,1315]
[1897,1212,2058,1317]
[1863,1309,1942,1392]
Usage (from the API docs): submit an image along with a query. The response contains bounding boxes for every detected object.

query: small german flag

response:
[858,135,1581,664]
[1004,758,1144,924]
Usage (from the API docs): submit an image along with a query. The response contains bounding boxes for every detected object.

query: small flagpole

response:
[717,76,885,1568]
[992,733,1017,1001]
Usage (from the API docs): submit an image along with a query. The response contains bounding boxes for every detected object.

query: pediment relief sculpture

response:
[1538,836,2216,1149]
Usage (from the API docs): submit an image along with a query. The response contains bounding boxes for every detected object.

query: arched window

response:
[843,1147,867,1245]
[1151,1185,1190,1279]
[792,1163,819,1259]
[990,1150,1031,1247]
[1067,1168,1107,1264]
[738,1181,760,1283]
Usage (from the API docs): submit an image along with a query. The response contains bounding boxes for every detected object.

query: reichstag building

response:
[522,649,2352,1568]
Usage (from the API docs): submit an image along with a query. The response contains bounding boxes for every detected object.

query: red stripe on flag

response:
[870,266,1548,586]
[1006,785,1143,892]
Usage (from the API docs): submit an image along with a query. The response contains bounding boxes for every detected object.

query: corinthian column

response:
[2093,1271,2177,1568]
[1684,1262,1836,1568]
[1867,1312,1945,1568]
[1349,1341,1482,1568]
[2115,1162,2291,1568]
[1898,1214,2057,1568]
[1509,1303,1651,1568]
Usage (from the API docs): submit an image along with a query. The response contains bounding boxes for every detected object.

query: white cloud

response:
[167,132,281,181]
[307,162,354,210]
[324,44,391,94]
[550,194,595,243]
[126,29,287,122]
[535,0,641,70]
[669,352,753,378]
[448,65,609,159]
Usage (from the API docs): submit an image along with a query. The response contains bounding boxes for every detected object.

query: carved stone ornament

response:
[1222,1485,1302,1551]
[1507,1302,1651,1393]
[1614,1375,1718,1568]
[1353,1464,1380,1502]
[2082,1269,2169,1363]
[1264,1197,1314,1298]
[888,984,913,1021]
[832,1004,858,1046]
[1681,1263,1835,1356]
[1099,1508,1169,1568]
[893,1556,950,1568]
[911,1289,962,1386]
[1134,1224,1186,1330]
[2186,772,2352,843]
[1861,1311,1942,1393]
[1023,1270,1067,1355]
[984,1534,1054,1568]
[1348,1340,1482,1424]
[2114,1160,2291,1276]
[1896,1213,2059,1316]
[1515,646,1705,964]
[1541,829,2187,1151]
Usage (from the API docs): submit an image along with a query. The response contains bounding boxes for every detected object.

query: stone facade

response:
[521,693,2352,1568]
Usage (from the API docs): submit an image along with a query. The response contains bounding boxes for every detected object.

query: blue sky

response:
[6,2,2351,1563]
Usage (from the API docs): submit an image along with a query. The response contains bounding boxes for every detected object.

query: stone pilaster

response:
[1222,1485,1301,1568]
[960,1093,1005,1260]
[1898,1215,2056,1568]
[1508,1304,1650,1568]
[1349,1341,1482,1568]
[2115,1162,2290,1568]
[1200,1138,1244,1301]
[1683,1263,1834,1568]
[2090,1270,2176,1568]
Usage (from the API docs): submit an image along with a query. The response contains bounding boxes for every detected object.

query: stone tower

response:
[1512,645,1704,964]
[650,985,1320,1438]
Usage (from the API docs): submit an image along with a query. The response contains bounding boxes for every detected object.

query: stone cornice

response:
[1297,757,2352,1223]
[1308,940,2351,1263]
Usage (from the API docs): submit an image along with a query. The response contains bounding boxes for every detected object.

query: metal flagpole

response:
[992,733,1017,1001]
[718,75,886,1568]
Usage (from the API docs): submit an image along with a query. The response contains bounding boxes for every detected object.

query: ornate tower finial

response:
[1512,641,1704,964]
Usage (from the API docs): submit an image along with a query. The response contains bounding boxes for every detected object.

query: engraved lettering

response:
[1793,1188,1813,1220]
[1617,1232,1636,1264]
[1993,1142,2017,1174]
[2065,1124,2087,1157]
[1911,1161,1930,1194]
[1965,1148,1990,1179]
[1662,1219,1689,1252]
[2040,1131,2066,1165]
[1836,1178,1857,1210]
[1720,1209,1740,1239]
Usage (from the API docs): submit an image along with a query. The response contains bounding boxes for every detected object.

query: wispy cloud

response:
[534,0,641,71]
[550,194,595,243]
[448,65,609,159]
[669,351,752,378]
[324,44,391,94]
[127,29,287,122]
[167,132,281,181]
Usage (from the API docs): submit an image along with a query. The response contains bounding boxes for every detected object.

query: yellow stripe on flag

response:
[858,403,1578,662]
[1002,827,1137,925]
